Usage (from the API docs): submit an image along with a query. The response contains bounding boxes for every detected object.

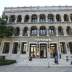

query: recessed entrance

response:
[40,43,47,58]
[30,43,47,58]
[49,43,57,58]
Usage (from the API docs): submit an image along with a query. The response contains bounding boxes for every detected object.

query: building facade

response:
[1,6,72,66]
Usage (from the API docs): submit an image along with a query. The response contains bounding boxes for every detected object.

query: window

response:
[24,15,29,22]
[49,26,56,35]
[31,14,37,23]
[12,42,18,54]
[15,27,20,36]
[31,26,37,36]
[17,15,22,22]
[56,14,61,22]
[66,26,72,35]
[60,42,66,54]
[21,42,27,54]
[23,27,28,36]
[9,15,15,22]
[39,14,46,22]
[58,26,64,35]
[48,14,54,23]
[39,26,47,36]
[64,14,69,22]
[2,42,10,54]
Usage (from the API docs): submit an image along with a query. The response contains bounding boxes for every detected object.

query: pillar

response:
[29,14,31,23]
[54,14,56,23]
[19,27,23,36]
[21,16,24,23]
[15,15,17,23]
[61,14,64,22]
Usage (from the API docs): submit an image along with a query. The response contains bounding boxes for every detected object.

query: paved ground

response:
[0,65,72,72]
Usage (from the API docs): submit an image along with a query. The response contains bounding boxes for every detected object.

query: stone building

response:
[1,6,72,66]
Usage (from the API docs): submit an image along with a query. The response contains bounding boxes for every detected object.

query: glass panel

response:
[2,42,10,54]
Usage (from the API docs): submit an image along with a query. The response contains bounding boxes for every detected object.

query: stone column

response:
[47,41,50,67]
[37,27,39,36]
[61,14,64,22]
[29,14,31,23]
[54,14,56,23]
[7,16,10,23]
[21,16,24,23]
[56,27,58,36]
[19,27,23,36]
[28,28,30,37]
[15,15,17,23]
[37,15,39,23]
[68,14,71,22]
[46,14,48,22]
[9,41,13,55]
[63,27,67,36]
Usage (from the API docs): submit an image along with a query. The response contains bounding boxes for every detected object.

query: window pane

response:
[2,42,10,54]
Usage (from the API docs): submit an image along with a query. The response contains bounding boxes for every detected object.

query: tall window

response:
[17,15,22,22]
[12,42,18,54]
[64,14,69,22]
[39,26,47,36]
[23,27,28,36]
[21,42,27,54]
[58,26,64,35]
[9,15,15,23]
[15,27,20,36]
[48,26,56,35]
[39,14,46,22]
[56,14,61,22]
[60,42,66,54]
[24,15,29,22]
[31,14,37,23]
[66,26,72,35]
[48,14,54,23]
[31,26,37,36]
[2,42,10,54]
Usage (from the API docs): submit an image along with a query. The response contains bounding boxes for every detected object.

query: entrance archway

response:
[49,43,57,58]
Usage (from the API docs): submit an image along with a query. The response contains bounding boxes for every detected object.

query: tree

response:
[0,16,14,38]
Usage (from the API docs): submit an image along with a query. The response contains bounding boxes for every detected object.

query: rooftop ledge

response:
[4,6,72,12]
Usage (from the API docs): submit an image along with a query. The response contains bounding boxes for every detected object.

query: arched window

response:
[64,14,69,21]
[31,14,37,23]
[48,14,54,23]
[70,14,72,22]
[48,26,56,35]
[39,14,46,22]
[58,26,64,35]
[24,15,29,22]
[39,26,47,36]
[17,15,22,22]
[9,15,15,22]
[66,26,72,35]
[31,26,37,36]
[23,27,28,36]
[56,14,61,22]
[15,27,20,36]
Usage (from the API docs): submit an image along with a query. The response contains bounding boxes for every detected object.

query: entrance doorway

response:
[30,44,39,58]
[49,43,57,58]
[29,43,47,58]
[40,43,47,58]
